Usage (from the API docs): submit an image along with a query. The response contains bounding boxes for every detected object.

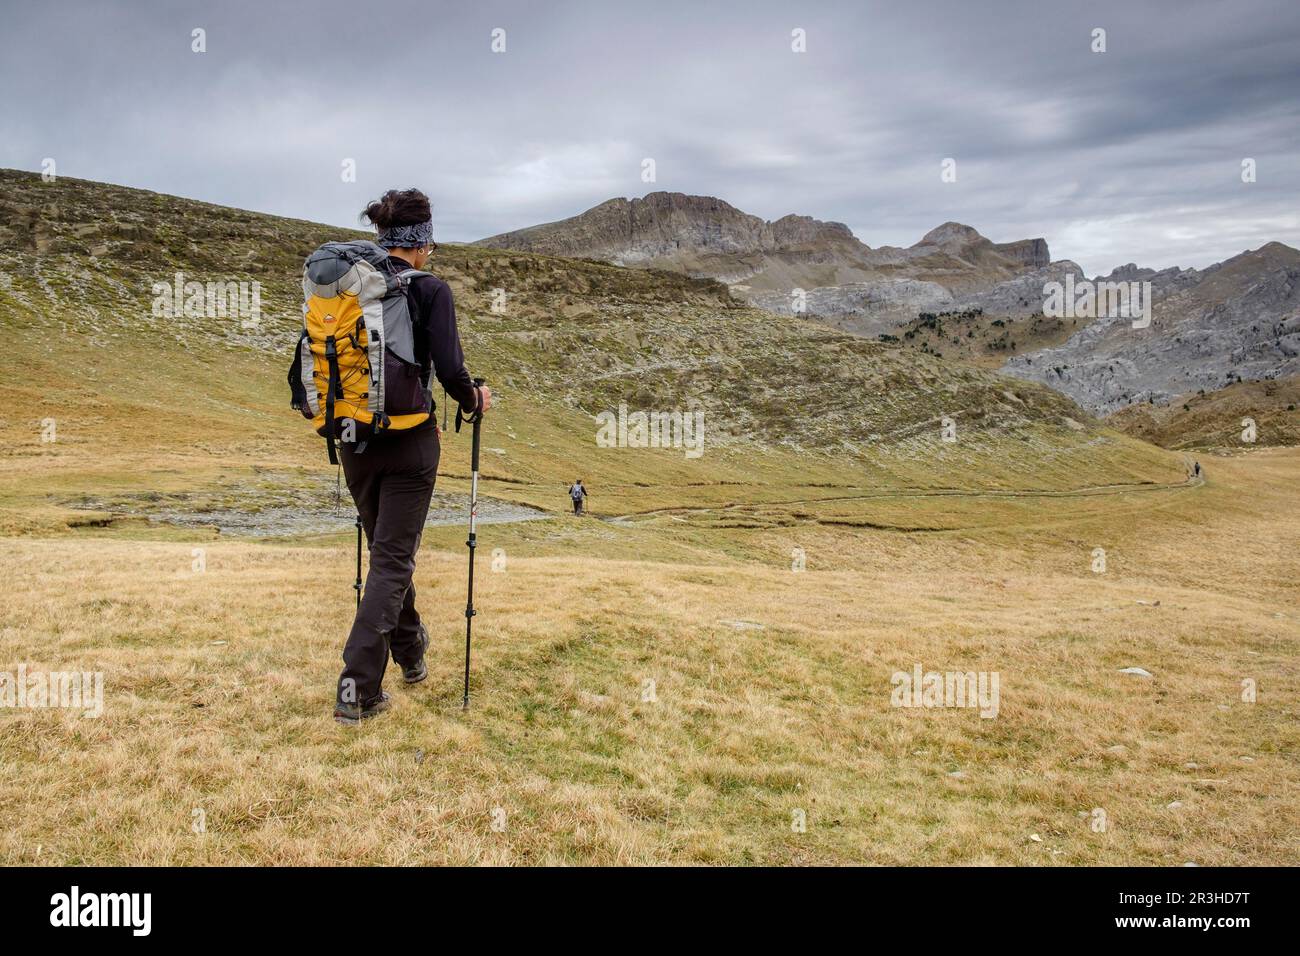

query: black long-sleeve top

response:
[387,255,480,419]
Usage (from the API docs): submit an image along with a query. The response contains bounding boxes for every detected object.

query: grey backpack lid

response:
[304,240,390,286]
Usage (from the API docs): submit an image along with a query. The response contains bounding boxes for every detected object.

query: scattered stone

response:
[1029,833,1043,843]
[1107,744,1129,754]
[1167,801,1184,809]
[947,770,968,780]
[1118,667,1154,678]
[717,619,765,631]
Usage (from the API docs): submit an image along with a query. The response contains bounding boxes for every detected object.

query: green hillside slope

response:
[0,169,1183,535]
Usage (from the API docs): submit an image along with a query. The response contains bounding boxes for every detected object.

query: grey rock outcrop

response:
[1003,243,1300,413]
[750,278,955,335]
[477,194,1050,306]
[477,193,862,265]
[955,261,1087,316]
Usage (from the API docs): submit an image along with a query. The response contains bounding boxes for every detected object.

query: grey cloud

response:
[1,0,1297,276]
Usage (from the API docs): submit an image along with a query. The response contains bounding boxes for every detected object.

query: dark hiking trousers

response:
[337,426,439,706]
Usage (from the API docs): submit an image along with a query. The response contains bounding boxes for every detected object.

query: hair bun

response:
[360,188,432,230]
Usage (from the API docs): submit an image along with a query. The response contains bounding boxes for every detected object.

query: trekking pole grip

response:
[469,377,484,471]
[454,377,487,434]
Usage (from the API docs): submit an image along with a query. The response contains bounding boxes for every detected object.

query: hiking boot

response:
[400,625,430,684]
[333,691,391,725]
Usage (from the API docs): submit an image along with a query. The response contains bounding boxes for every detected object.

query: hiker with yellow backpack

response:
[289,188,491,725]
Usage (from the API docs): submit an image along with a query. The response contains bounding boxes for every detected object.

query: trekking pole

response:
[354,514,363,608]
[455,378,486,709]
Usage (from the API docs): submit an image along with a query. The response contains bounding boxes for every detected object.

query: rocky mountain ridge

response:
[1004,242,1300,414]
[477,192,1050,304]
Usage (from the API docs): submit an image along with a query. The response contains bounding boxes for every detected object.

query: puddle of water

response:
[66,486,550,538]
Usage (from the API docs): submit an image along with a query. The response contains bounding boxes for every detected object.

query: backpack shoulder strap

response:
[387,267,426,296]
[391,268,435,398]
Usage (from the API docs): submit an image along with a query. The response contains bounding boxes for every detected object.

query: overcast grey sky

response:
[2,0,1297,275]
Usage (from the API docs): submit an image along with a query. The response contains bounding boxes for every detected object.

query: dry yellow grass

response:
[1,448,1295,865]
[3,172,1292,866]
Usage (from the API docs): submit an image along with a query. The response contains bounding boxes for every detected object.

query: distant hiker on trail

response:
[569,479,588,515]
[290,187,491,725]
[1194,461,1202,478]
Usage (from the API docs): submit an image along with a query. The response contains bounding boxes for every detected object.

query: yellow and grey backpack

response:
[288,240,432,462]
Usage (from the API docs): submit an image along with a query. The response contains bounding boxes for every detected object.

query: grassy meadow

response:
[0,447,1296,865]
[0,170,1295,865]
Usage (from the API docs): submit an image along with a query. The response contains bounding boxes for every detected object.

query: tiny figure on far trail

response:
[569,479,588,516]
[1194,460,1202,479]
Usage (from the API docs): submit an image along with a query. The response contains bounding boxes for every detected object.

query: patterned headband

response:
[376,220,434,249]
